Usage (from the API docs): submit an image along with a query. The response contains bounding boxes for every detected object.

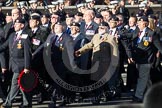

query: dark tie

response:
[12,33,18,47]
[66,27,71,34]
[53,35,58,45]
[137,31,143,43]
[109,30,113,35]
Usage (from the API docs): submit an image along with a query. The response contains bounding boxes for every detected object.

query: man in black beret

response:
[94,13,103,25]
[29,12,50,104]
[1,18,32,107]
[65,13,74,34]
[124,15,162,103]
[74,12,84,25]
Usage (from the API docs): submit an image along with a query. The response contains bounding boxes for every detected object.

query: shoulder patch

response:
[21,34,28,39]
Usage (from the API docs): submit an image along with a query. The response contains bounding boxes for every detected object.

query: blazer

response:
[0,31,31,73]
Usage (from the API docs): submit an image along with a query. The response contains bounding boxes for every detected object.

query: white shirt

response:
[109,28,117,36]
[71,33,80,40]
[138,27,147,43]
[16,30,23,39]
[32,27,38,34]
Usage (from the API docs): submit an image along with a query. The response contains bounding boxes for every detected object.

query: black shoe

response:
[2,103,12,108]
[48,102,56,108]
[92,97,100,105]
[132,96,143,103]
[58,100,68,107]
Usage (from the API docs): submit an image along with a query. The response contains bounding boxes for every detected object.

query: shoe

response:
[92,97,100,105]
[132,96,143,103]
[48,102,56,108]
[58,100,68,107]
[1,103,11,108]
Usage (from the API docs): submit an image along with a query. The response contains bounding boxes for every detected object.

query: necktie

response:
[137,31,143,43]
[109,30,113,35]
[12,33,18,47]
[54,35,58,43]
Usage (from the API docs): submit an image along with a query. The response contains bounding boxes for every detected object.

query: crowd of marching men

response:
[0,0,162,107]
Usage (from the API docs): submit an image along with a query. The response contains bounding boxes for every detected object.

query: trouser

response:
[135,63,152,99]
[4,73,32,106]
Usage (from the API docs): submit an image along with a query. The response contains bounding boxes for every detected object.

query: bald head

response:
[83,9,95,23]
[11,8,22,22]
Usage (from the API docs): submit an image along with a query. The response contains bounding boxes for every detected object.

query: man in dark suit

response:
[2,8,23,97]
[1,18,32,107]
[126,16,162,102]
[29,13,49,103]
[39,21,76,107]
[80,9,98,41]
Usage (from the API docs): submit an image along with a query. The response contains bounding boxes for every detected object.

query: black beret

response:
[66,14,74,18]
[95,13,103,19]
[51,11,60,17]
[139,16,149,22]
[55,21,64,26]
[15,18,26,24]
[41,14,50,18]
[6,12,12,16]
[70,22,80,28]
[99,21,108,26]
[75,12,83,17]
[109,16,119,22]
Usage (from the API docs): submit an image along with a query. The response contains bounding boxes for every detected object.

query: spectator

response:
[144,82,162,108]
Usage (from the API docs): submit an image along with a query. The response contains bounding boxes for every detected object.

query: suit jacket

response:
[78,33,119,81]
[29,26,49,53]
[127,27,162,64]
[0,31,31,73]
[73,33,90,70]
[80,21,98,41]
[0,27,6,68]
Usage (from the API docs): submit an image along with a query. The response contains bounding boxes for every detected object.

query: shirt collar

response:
[71,33,80,40]
[16,30,23,37]
[32,27,38,33]
[56,33,63,38]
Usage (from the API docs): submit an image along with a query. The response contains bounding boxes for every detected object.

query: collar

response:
[16,30,23,37]
[56,33,63,38]
[42,24,48,27]
[130,26,136,30]
[86,21,92,27]
[32,27,38,34]
[71,33,80,40]
[109,28,117,35]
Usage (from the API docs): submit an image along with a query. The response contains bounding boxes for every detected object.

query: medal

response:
[59,44,64,51]
[144,40,149,46]
[17,40,22,49]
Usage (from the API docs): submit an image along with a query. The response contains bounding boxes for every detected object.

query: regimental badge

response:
[17,40,22,49]
[144,40,149,46]
[59,44,64,51]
